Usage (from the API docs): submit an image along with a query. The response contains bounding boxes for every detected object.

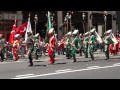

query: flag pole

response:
[25,13,30,61]
[45,12,48,43]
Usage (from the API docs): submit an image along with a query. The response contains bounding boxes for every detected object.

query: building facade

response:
[57,11,117,39]
[0,11,23,40]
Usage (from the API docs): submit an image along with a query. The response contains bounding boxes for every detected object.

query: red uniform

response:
[48,35,56,64]
[118,38,120,49]
[109,44,115,55]
[12,40,20,61]
[60,37,65,49]
[109,35,119,55]
[115,37,119,54]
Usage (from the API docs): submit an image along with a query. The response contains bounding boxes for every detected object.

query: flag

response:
[45,11,52,43]
[8,19,16,44]
[25,16,32,42]
[16,22,28,35]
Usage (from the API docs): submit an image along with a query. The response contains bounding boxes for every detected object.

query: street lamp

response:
[64,17,67,34]
[90,12,93,30]
[68,11,73,32]
[66,13,69,33]
[104,11,108,32]
[82,12,86,33]
[34,14,38,35]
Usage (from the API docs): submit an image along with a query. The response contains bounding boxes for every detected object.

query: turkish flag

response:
[16,22,28,35]
[8,20,16,44]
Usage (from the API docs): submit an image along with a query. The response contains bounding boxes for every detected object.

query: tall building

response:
[0,11,23,40]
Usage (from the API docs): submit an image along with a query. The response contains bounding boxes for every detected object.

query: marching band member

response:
[57,41,61,55]
[12,34,20,61]
[79,33,83,56]
[104,30,113,60]
[47,28,56,65]
[71,30,81,62]
[114,34,119,55]
[26,32,34,66]
[0,34,6,62]
[88,29,97,60]
[83,32,90,58]
[34,33,40,59]
[65,32,72,59]
[60,37,65,55]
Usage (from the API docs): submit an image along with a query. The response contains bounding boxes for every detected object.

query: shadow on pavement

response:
[34,61,44,62]
[33,65,47,67]
[75,60,91,63]
[53,62,67,65]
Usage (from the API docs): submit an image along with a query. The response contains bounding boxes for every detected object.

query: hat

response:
[67,32,72,36]
[104,32,107,35]
[90,28,95,33]
[48,28,54,34]
[35,33,39,37]
[106,29,112,34]
[72,30,79,35]
[14,34,20,38]
[84,32,89,36]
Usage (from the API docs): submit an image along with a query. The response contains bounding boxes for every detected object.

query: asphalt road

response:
[0,52,120,79]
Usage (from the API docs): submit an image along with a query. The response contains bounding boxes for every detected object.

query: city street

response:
[0,51,120,79]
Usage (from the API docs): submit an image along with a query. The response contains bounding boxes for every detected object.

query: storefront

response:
[0,11,23,41]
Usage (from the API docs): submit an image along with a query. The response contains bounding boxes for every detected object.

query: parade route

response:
[11,63,120,79]
[0,52,120,79]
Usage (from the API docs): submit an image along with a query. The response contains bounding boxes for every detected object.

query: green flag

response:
[45,11,52,43]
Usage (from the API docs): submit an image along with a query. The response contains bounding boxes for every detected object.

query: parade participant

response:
[109,43,115,55]
[71,30,81,62]
[47,28,56,64]
[88,29,97,60]
[0,34,6,62]
[104,30,113,60]
[79,33,83,56]
[26,32,34,66]
[19,38,25,57]
[58,41,61,55]
[65,32,72,59]
[114,34,119,55]
[34,33,40,59]
[60,37,65,55]
[12,34,20,61]
[83,32,90,58]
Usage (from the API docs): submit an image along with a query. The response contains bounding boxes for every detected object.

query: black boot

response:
[73,59,76,63]
[29,59,33,66]
[105,52,109,60]
[91,54,94,61]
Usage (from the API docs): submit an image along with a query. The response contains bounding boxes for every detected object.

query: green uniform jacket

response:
[66,37,72,49]
[83,37,90,49]
[104,36,113,52]
[104,36,113,45]
[91,35,97,45]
